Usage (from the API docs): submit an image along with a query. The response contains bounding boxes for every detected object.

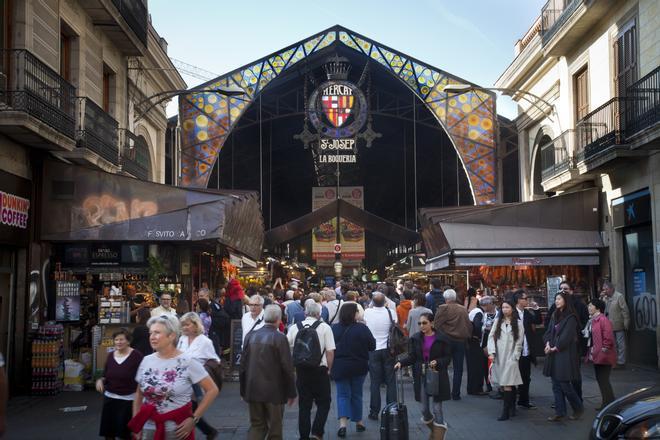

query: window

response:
[614,21,637,97]
[574,66,589,121]
[60,32,70,81]
[102,64,116,115]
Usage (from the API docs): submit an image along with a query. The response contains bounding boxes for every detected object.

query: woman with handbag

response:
[178,312,220,439]
[486,300,523,421]
[395,312,452,440]
[543,292,584,422]
[585,298,616,409]
[331,303,376,438]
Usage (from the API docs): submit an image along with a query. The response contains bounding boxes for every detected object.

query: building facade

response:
[496,0,660,367]
[0,0,184,392]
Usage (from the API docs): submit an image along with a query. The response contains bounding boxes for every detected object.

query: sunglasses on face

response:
[418,321,430,325]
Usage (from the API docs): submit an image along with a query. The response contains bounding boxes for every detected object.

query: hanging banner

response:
[312,187,364,262]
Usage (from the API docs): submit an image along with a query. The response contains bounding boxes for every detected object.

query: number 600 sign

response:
[632,292,658,332]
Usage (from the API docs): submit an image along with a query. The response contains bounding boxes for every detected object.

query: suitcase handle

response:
[396,366,405,404]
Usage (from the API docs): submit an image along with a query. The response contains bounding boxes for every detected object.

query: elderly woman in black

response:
[543,292,584,422]
[395,312,452,439]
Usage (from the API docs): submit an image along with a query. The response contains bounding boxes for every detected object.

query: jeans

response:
[517,355,532,404]
[594,364,615,406]
[614,331,626,365]
[248,402,284,440]
[369,349,396,414]
[551,378,583,417]
[412,361,422,401]
[449,340,466,398]
[421,380,444,424]
[296,366,331,439]
[335,374,366,422]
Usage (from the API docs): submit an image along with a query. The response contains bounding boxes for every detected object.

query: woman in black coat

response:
[395,312,452,438]
[331,303,376,438]
[543,292,584,422]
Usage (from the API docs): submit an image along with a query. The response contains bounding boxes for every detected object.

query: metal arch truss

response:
[178,25,497,205]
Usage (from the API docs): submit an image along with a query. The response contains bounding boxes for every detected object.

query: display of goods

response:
[31,323,64,395]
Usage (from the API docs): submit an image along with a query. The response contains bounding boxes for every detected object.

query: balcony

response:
[0,49,77,150]
[74,98,119,167]
[80,0,147,56]
[120,129,151,180]
[626,66,660,148]
[540,0,616,56]
[540,129,587,192]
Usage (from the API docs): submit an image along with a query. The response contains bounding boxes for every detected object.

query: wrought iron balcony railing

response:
[111,0,148,45]
[541,129,575,181]
[76,98,119,165]
[575,97,626,163]
[541,0,580,44]
[120,129,150,180]
[0,49,76,138]
[625,66,660,137]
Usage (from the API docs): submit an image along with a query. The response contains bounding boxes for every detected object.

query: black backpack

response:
[292,320,325,368]
[386,308,408,358]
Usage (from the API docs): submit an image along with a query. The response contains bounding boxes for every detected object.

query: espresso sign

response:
[91,244,121,266]
[319,138,356,163]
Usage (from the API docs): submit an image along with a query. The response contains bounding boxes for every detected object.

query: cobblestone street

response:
[8,362,659,439]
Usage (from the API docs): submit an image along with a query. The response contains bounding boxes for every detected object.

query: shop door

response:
[623,225,658,366]
[0,249,14,365]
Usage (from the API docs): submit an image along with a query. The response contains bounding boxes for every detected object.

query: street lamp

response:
[133,84,246,123]
[441,84,556,122]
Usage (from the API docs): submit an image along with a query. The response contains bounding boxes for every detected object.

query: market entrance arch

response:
[178,25,498,267]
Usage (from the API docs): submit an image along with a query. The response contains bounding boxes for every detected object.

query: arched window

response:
[532,129,553,197]
[135,135,153,181]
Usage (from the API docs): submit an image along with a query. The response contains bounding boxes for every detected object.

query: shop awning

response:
[419,188,604,270]
[41,161,264,259]
[265,199,419,247]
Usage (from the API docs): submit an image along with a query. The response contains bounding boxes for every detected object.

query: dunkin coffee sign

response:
[0,190,30,229]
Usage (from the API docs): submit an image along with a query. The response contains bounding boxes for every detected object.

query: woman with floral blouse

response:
[130,315,218,440]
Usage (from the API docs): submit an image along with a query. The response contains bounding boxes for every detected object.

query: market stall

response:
[419,188,604,311]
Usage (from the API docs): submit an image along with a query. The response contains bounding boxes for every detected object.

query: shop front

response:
[0,169,31,391]
[31,161,264,393]
[612,188,658,366]
[420,188,604,341]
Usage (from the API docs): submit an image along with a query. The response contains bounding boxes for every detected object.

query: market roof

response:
[40,160,264,259]
[265,198,420,247]
[419,188,604,270]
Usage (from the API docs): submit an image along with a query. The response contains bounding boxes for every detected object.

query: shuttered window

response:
[614,22,637,97]
[575,66,589,121]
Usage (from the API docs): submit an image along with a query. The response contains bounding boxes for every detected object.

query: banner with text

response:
[312,186,365,263]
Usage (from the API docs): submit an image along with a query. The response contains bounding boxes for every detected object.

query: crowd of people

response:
[94,277,630,440]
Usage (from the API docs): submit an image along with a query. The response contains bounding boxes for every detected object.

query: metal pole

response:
[456,154,460,206]
[259,97,263,211]
[335,144,341,277]
[269,120,273,230]
[413,93,418,232]
[403,124,408,229]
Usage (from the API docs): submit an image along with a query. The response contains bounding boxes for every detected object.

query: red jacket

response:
[589,314,616,366]
[128,402,194,440]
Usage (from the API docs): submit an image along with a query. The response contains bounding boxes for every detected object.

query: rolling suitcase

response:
[380,368,409,439]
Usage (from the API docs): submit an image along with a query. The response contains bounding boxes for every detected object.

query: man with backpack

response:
[364,290,403,421]
[287,299,336,440]
[426,278,446,316]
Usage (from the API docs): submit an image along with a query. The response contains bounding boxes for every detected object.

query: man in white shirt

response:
[364,290,397,420]
[323,289,342,325]
[241,294,265,348]
[287,299,335,440]
[150,293,178,318]
[513,290,541,409]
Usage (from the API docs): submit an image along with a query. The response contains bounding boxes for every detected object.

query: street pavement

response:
[7,362,660,439]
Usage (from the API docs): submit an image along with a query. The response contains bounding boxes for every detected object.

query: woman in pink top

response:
[586,298,616,408]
